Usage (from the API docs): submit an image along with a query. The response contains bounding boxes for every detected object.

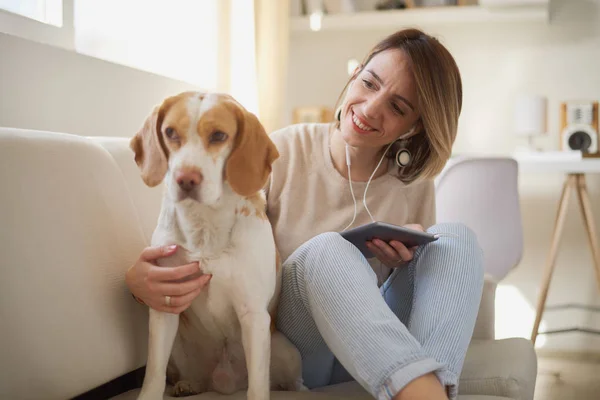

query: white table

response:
[512,151,600,344]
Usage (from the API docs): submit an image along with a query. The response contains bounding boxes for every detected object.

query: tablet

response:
[340,221,438,258]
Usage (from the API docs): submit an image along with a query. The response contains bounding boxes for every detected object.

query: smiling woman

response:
[262,28,479,400]
[333,28,462,185]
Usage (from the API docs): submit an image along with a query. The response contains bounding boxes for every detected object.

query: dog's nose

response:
[176,169,203,192]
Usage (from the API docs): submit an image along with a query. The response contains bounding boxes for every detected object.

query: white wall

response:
[287,0,600,354]
[0,33,201,138]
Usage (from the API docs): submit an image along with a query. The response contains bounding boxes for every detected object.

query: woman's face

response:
[339,49,421,149]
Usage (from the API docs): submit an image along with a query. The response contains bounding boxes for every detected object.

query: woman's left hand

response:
[366,224,424,268]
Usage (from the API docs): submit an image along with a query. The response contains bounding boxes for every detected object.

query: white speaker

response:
[560,101,599,155]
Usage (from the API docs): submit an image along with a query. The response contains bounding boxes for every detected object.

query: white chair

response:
[434,156,524,282]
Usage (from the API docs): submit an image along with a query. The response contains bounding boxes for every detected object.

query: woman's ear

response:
[402,119,423,140]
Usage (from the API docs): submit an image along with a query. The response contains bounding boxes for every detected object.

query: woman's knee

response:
[424,222,485,281]
[284,231,376,287]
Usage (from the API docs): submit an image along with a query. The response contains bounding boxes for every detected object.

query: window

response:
[0,0,62,27]
[73,0,220,90]
[0,0,258,111]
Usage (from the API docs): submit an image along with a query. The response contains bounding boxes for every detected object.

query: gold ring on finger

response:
[165,295,171,307]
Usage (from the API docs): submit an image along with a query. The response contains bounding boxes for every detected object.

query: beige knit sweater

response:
[265,123,436,285]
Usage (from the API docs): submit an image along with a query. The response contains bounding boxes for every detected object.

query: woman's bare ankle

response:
[392,372,448,400]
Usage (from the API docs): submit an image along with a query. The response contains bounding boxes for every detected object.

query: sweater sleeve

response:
[264,125,293,206]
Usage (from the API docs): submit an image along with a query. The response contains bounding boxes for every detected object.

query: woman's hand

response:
[125,245,212,314]
[366,224,424,268]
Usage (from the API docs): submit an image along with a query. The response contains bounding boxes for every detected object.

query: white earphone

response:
[395,125,416,168]
[342,125,416,231]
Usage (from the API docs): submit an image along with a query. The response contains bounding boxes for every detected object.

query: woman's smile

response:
[350,109,376,135]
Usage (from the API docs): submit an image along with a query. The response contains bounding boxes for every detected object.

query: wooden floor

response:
[534,355,600,400]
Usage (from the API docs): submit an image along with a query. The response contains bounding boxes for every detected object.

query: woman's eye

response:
[362,79,375,89]
[210,131,228,143]
[392,103,405,116]
[165,127,179,140]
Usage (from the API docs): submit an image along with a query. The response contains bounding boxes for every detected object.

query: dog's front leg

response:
[137,308,180,400]
[238,310,271,400]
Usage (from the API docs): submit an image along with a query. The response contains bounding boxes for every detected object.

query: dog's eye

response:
[165,127,179,140]
[210,131,228,143]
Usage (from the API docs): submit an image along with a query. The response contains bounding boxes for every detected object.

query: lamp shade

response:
[514,95,547,136]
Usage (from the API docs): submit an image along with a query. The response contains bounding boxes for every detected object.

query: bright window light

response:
[230,0,258,115]
[309,10,323,32]
[495,284,547,348]
[0,0,63,27]
[347,59,359,76]
[73,0,219,90]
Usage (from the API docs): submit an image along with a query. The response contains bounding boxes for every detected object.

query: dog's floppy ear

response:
[130,104,169,187]
[225,104,279,197]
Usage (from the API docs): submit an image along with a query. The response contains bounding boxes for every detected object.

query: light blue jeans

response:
[275,223,484,400]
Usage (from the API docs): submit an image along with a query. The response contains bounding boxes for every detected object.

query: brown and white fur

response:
[130,91,305,400]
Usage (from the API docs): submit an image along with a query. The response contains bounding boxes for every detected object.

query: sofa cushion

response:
[315,381,514,400]
[112,389,357,399]
[112,387,513,400]
[110,339,535,400]
[0,128,150,400]
[459,339,537,400]
[90,136,164,245]
[112,388,512,400]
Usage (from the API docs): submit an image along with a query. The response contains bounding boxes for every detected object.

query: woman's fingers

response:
[372,239,399,260]
[149,276,211,314]
[166,280,211,309]
[389,240,415,262]
[366,238,417,268]
[366,240,395,266]
[147,262,201,282]
[140,244,178,262]
[154,274,212,296]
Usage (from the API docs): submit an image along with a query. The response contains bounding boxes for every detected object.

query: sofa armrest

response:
[0,128,150,399]
[459,338,538,400]
[471,274,497,341]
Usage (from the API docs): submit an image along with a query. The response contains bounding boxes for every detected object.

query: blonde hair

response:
[334,28,462,184]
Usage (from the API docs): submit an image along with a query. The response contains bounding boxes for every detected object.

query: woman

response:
[126,28,484,400]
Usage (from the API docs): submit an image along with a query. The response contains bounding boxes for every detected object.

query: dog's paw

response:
[295,380,309,392]
[172,381,199,397]
[299,385,309,391]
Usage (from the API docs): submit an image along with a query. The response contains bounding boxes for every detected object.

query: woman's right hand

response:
[125,245,212,314]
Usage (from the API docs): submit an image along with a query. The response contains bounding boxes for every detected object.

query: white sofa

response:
[0,127,537,400]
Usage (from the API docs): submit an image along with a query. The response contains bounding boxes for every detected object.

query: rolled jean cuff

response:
[377,357,446,400]
[436,368,459,400]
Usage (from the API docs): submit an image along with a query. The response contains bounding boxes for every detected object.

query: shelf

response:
[290,4,549,32]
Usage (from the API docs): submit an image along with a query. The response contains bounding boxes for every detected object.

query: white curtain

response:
[253,0,291,133]
[227,0,260,116]
[220,0,291,133]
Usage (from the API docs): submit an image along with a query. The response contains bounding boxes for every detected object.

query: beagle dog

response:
[130,91,305,399]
